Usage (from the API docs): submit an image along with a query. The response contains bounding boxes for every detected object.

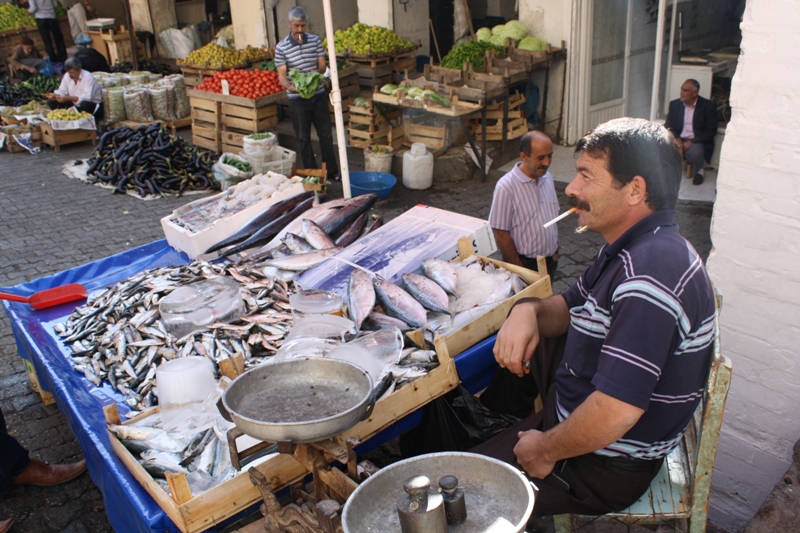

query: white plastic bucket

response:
[402,143,434,190]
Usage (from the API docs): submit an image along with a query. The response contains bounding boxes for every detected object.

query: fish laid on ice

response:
[488,274,529,303]
[348,269,375,331]
[334,212,368,248]
[141,458,186,478]
[421,258,458,295]
[313,193,378,236]
[373,277,428,328]
[108,424,163,441]
[263,247,342,271]
[402,273,450,314]
[223,196,315,256]
[383,363,429,381]
[363,311,410,332]
[301,219,336,250]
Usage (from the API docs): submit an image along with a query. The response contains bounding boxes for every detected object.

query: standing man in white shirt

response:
[664,79,719,185]
[489,131,560,279]
[47,56,104,120]
[28,0,67,63]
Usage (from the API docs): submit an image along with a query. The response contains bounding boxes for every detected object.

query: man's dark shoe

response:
[329,175,341,182]
[12,459,86,487]
[693,173,704,185]
[0,518,14,533]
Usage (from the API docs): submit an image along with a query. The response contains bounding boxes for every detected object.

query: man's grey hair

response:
[288,6,308,22]
[686,78,700,91]
[64,56,82,71]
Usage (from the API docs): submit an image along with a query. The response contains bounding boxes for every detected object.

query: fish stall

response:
[2,176,552,532]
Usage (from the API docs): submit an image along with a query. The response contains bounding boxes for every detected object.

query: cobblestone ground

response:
[0,138,713,532]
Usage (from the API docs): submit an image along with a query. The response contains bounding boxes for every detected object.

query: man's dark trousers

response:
[0,406,30,494]
[288,91,338,179]
[36,17,67,63]
[474,335,663,516]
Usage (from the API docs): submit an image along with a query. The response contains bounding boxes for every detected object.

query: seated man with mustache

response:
[489,131,560,280]
[475,118,716,517]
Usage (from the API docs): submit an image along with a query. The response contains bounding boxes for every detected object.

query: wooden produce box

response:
[39,123,97,152]
[332,334,460,447]
[470,93,528,141]
[189,96,221,152]
[329,97,353,124]
[348,100,401,127]
[476,53,530,85]
[2,125,42,153]
[347,122,404,150]
[372,87,483,117]
[414,237,553,358]
[352,57,395,90]
[179,63,247,88]
[404,120,449,151]
[103,405,308,533]
[221,102,278,132]
[113,116,192,135]
[393,54,417,81]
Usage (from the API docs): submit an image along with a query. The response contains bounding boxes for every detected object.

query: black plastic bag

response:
[399,385,519,458]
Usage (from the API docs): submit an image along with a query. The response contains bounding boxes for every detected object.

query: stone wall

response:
[705,0,800,530]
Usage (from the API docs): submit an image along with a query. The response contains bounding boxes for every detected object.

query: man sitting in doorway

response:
[47,56,104,120]
[8,37,47,80]
[664,78,718,185]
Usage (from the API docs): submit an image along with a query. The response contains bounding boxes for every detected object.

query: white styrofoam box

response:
[86,18,115,29]
[297,205,497,296]
[161,182,306,260]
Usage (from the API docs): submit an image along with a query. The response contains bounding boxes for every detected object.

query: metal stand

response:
[231,434,378,533]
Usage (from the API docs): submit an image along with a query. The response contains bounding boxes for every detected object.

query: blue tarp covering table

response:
[1,239,499,533]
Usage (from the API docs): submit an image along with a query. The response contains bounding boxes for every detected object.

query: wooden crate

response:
[103,405,308,533]
[469,93,528,141]
[221,102,277,132]
[348,101,401,127]
[394,55,417,78]
[103,333,459,533]
[409,238,553,358]
[179,63,246,88]
[190,96,221,126]
[2,126,42,153]
[347,123,403,150]
[404,121,448,151]
[112,116,193,135]
[39,123,96,152]
[191,122,220,152]
[329,97,353,123]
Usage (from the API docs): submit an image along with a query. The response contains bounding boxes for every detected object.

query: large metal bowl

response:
[220,358,374,443]
[342,452,536,533]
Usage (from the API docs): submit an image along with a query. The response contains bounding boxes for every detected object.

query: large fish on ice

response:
[373,277,428,328]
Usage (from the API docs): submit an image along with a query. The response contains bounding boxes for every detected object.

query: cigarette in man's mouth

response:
[543,207,577,228]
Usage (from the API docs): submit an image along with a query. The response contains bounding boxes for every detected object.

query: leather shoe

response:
[12,459,86,487]
[0,518,13,533]
[693,173,704,185]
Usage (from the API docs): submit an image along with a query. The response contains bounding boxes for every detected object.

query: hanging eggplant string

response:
[84,124,220,198]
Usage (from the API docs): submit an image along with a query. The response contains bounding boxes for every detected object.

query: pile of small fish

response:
[109,414,236,495]
[55,261,294,414]
[346,255,529,337]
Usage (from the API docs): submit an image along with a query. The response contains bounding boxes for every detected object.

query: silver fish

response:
[282,233,314,254]
[363,311,410,332]
[141,459,185,478]
[108,424,163,441]
[421,258,458,295]
[373,277,428,328]
[263,247,342,271]
[348,269,376,331]
[402,273,450,314]
[301,219,336,250]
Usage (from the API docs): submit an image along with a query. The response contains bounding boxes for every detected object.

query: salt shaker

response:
[396,475,448,533]
[439,475,467,525]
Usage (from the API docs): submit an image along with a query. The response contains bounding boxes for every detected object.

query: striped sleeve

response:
[488,181,514,231]
[274,41,287,67]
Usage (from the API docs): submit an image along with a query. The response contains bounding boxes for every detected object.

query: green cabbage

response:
[501,20,528,42]
[518,36,547,52]
[491,24,505,36]
[489,34,507,47]
[476,27,492,41]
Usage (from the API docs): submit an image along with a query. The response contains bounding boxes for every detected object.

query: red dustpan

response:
[0,283,88,310]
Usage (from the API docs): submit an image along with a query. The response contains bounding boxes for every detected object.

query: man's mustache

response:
[568,197,590,211]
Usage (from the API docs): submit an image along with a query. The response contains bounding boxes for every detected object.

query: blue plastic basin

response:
[348,171,397,200]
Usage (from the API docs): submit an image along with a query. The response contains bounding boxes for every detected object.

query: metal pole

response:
[663,0,678,117]
[649,0,667,120]
[321,0,351,198]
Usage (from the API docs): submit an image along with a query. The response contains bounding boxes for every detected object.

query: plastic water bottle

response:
[403,143,434,190]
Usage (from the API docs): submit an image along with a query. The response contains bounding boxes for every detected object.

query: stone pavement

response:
[0,134,716,532]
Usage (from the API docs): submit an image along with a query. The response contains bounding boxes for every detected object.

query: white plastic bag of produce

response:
[242,133,277,156]
[124,89,155,123]
[212,152,255,190]
[159,27,196,59]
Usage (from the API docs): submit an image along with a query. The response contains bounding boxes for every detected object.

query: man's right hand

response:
[494,300,540,377]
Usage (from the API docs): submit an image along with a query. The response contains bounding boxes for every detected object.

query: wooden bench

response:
[555,292,732,532]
